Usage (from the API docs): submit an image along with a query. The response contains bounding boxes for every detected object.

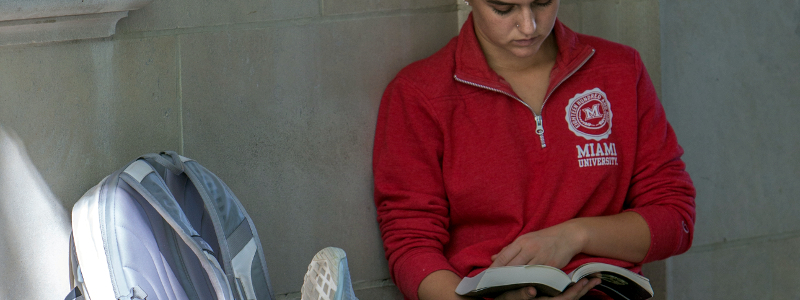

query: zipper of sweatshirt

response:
[453,76,546,146]
[453,49,594,148]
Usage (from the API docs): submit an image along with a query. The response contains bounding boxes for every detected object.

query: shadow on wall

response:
[0,126,71,298]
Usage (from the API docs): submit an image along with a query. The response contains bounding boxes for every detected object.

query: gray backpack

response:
[67,151,274,300]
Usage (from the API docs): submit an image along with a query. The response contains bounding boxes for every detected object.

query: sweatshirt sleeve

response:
[625,52,697,263]
[372,76,459,300]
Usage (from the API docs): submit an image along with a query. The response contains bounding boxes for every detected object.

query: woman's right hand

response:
[494,277,602,300]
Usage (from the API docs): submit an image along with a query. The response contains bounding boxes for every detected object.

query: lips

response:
[512,37,537,46]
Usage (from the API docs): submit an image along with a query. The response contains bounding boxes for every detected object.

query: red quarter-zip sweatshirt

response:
[373,15,696,300]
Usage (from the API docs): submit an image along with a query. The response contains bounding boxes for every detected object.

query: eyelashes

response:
[535,0,554,7]
[491,0,554,16]
[492,7,513,15]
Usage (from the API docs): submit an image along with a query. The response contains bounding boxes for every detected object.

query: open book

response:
[455,263,653,300]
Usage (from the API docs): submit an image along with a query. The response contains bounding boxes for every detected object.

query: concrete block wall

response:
[557,0,662,96]
[0,34,181,299]
[0,1,459,299]
[660,0,800,299]
[4,0,794,299]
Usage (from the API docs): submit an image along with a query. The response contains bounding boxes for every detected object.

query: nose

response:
[517,7,537,34]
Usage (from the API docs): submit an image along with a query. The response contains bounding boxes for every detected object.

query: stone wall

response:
[660,1,800,299]
[0,1,458,299]
[4,0,795,299]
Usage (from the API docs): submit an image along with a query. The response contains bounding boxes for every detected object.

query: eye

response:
[492,5,514,15]
[533,0,553,7]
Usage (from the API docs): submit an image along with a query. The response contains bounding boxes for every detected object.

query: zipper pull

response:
[535,115,546,148]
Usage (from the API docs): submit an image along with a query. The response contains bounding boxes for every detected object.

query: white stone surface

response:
[0,127,71,299]
[178,12,457,294]
[0,0,152,46]
[661,0,800,299]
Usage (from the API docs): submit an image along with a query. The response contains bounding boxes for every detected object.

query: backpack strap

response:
[227,219,260,299]
[64,287,84,300]
[183,160,275,300]
[67,233,90,300]
[121,160,234,300]
[146,153,275,300]
[140,151,185,176]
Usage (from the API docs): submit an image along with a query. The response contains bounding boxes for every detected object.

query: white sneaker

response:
[301,247,359,300]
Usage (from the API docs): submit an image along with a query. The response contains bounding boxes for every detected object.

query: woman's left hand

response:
[493,278,602,300]
[490,221,587,269]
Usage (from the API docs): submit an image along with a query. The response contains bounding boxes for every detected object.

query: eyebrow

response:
[486,0,515,5]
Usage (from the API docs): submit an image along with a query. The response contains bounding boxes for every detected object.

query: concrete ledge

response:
[0,0,152,46]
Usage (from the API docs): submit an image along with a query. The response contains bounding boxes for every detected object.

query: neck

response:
[482,34,558,73]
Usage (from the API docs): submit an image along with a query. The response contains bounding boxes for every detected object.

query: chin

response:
[509,48,540,59]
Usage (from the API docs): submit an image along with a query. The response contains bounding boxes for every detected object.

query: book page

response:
[567,263,653,300]
[457,265,571,298]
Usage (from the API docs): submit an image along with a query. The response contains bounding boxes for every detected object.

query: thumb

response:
[522,286,537,299]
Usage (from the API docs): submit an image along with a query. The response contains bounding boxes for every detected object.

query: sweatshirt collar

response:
[454,13,595,95]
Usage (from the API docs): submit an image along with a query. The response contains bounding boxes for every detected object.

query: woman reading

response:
[373,1,696,299]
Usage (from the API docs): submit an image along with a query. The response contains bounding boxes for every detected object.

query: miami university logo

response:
[565,88,613,141]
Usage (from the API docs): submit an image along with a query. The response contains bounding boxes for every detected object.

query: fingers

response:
[491,246,506,261]
[496,286,537,300]
[491,244,544,267]
[555,278,602,300]
[490,244,522,267]
[491,231,563,268]
[493,278,601,300]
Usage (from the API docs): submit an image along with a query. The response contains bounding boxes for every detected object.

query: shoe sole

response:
[301,247,347,300]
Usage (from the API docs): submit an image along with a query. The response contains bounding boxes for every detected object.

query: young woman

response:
[372,1,696,299]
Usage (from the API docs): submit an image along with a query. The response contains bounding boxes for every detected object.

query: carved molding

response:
[0,0,153,46]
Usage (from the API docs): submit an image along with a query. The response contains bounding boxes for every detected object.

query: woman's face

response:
[470,0,560,60]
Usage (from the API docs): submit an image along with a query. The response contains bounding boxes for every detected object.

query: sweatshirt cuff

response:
[393,250,459,300]
[628,205,691,263]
